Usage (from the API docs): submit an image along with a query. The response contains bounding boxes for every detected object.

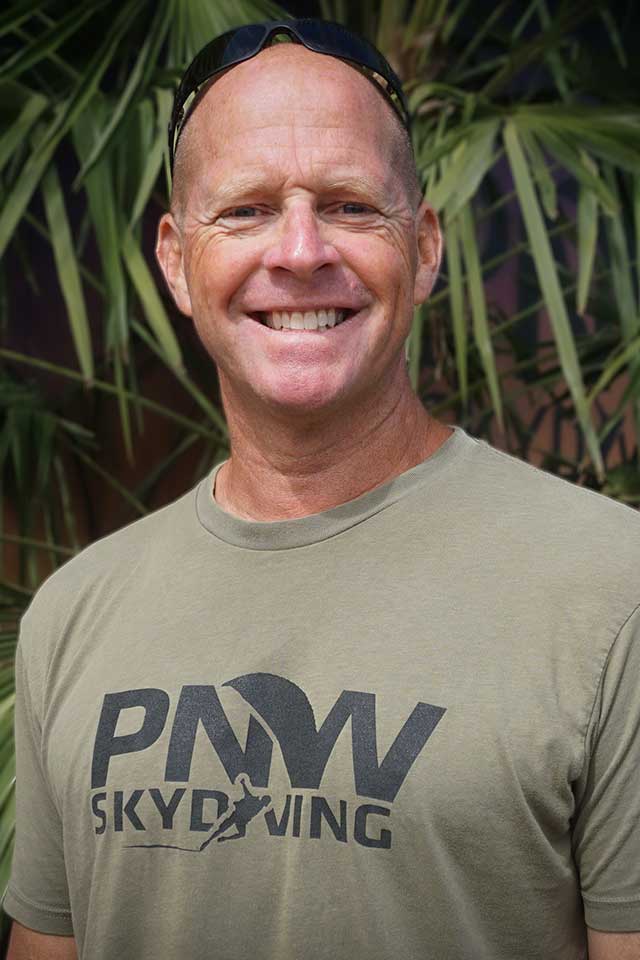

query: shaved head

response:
[170,43,421,223]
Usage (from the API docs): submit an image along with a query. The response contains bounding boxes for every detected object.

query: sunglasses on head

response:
[168,18,411,173]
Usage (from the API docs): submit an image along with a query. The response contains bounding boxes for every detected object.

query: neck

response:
[213,367,452,522]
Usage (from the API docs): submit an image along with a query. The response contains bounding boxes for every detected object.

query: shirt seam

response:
[578,598,640,781]
[477,441,640,524]
[194,426,473,552]
[15,644,65,822]
[196,490,420,552]
[6,883,71,917]
[582,892,640,905]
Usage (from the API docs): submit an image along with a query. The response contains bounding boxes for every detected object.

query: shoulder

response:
[18,479,206,664]
[437,431,640,621]
[464,441,640,609]
[466,436,640,547]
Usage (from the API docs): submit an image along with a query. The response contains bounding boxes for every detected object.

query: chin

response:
[251,373,355,417]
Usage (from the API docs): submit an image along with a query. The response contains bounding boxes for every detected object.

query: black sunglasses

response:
[168,18,411,172]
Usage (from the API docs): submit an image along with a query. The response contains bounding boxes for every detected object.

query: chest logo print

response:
[90,672,446,852]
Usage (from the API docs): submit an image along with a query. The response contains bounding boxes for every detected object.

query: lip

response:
[244,304,369,314]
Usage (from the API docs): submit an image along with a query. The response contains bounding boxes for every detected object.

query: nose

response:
[263,203,340,279]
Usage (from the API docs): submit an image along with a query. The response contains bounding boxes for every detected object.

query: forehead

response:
[180,45,398,191]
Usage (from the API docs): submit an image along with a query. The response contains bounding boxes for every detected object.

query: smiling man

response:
[5,18,640,960]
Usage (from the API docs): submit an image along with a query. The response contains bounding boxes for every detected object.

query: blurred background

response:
[0,0,639,940]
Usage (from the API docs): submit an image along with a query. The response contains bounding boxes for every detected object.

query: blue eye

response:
[342,203,369,214]
[228,206,258,217]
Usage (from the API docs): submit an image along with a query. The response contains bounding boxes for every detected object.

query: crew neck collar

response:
[195,425,474,551]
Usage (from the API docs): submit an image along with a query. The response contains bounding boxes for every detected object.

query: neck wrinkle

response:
[214,381,450,522]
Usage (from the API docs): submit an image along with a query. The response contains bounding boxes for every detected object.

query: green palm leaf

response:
[458,203,503,428]
[444,213,468,409]
[576,179,598,316]
[0,105,62,259]
[0,90,47,176]
[504,120,603,475]
[73,0,175,185]
[0,0,53,38]
[41,162,93,383]
[0,0,110,83]
[121,228,182,373]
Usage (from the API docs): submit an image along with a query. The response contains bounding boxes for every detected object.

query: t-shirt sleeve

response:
[2,624,73,935]
[572,602,640,932]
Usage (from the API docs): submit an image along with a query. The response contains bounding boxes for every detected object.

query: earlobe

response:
[413,202,443,305]
[155,213,193,317]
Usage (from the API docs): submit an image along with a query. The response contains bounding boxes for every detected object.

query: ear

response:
[413,202,443,305]
[156,212,193,317]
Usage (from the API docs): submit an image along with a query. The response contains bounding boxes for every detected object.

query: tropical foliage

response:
[0,0,639,942]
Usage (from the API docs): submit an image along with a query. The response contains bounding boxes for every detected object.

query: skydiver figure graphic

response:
[199,774,271,851]
[125,774,271,853]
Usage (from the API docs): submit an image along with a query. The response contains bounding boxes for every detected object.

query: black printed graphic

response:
[90,672,446,852]
[124,774,271,852]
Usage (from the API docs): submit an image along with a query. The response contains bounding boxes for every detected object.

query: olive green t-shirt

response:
[4,427,640,959]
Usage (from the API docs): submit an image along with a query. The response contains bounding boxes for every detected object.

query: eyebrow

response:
[205,169,392,210]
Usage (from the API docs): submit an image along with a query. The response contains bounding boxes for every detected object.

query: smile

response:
[254,308,357,331]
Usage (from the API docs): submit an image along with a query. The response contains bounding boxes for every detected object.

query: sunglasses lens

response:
[218,24,269,66]
[170,24,268,160]
[292,20,408,125]
[179,24,267,100]
[296,20,384,70]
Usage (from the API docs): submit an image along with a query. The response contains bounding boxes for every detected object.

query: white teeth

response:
[263,308,348,330]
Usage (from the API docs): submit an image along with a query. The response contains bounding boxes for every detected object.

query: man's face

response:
[157,45,441,419]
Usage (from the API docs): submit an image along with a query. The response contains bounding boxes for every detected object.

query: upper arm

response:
[4,637,73,936]
[587,929,640,960]
[572,607,640,935]
[7,921,77,960]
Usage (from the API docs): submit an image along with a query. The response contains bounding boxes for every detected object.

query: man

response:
[4,18,640,960]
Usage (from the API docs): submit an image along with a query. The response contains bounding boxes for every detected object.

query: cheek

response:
[338,232,415,298]
[185,238,256,316]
